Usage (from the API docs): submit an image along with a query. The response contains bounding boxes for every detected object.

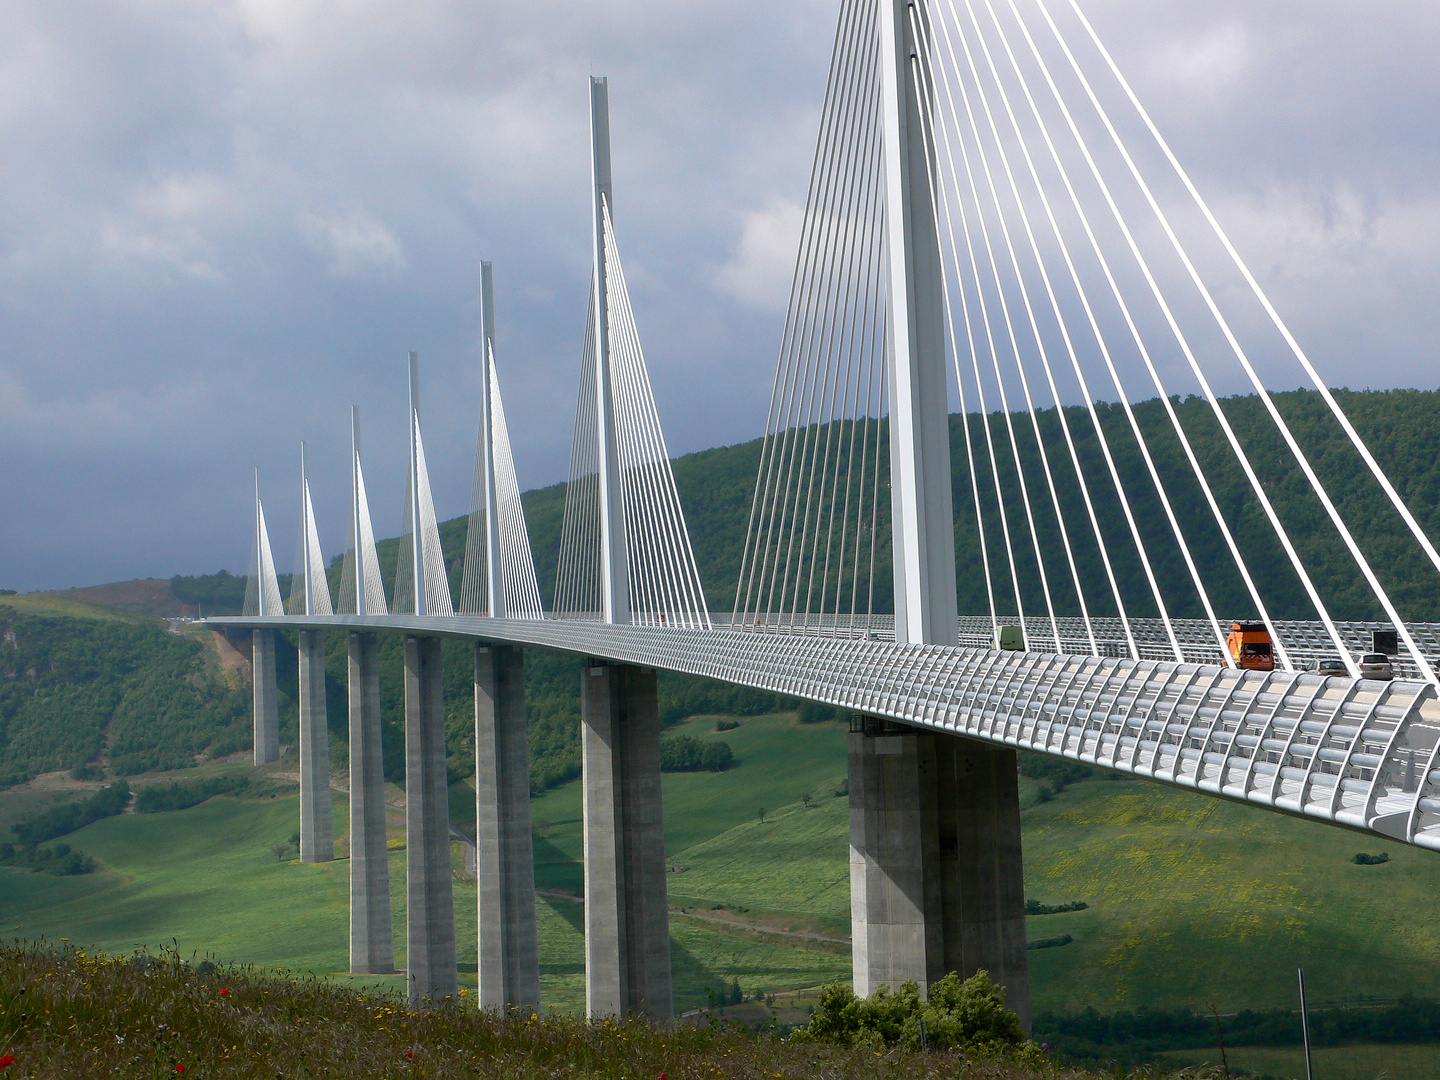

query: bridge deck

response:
[212,615,1440,851]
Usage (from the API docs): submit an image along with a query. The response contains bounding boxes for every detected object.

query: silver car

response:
[1358,653,1394,681]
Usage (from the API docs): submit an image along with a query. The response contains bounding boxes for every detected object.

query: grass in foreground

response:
[0,942,1089,1080]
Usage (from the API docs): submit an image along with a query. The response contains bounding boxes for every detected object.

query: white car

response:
[1358,653,1394,681]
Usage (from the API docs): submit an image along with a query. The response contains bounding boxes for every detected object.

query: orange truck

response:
[1227,621,1274,671]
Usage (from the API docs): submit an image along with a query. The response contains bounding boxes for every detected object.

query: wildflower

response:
[174,1065,186,1074]
[405,1050,414,1060]
[0,1054,13,1069]
[220,988,231,996]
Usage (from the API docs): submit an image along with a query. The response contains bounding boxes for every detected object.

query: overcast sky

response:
[2,0,1437,591]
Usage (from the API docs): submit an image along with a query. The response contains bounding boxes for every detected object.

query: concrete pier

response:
[581,662,671,1021]
[298,629,334,863]
[848,719,1030,1029]
[405,636,458,1005]
[348,633,394,974]
[474,644,539,1012]
[252,629,279,765]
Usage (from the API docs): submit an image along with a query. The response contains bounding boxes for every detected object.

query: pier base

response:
[581,662,672,1021]
[848,720,1030,1030]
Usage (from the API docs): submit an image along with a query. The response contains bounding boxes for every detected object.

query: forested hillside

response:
[0,598,253,788]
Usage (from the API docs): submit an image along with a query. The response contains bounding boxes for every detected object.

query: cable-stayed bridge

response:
[215,0,1440,1030]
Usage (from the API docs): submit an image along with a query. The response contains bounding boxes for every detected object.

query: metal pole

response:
[408,352,426,616]
[877,0,957,647]
[1298,967,1314,1080]
[479,262,505,618]
[590,76,630,625]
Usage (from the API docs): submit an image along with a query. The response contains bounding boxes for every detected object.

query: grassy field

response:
[1162,1042,1440,1079]
[1021,779,1440,1013]
[5,708,1440,1073]
[0,943,1073,1080]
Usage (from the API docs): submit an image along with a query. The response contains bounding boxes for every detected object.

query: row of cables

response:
[732,0,891,638]
[552,200,711,629]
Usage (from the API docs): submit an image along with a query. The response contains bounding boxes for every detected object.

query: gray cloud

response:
[0,0,1436,590]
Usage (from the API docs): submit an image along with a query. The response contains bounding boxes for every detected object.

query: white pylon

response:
[879,0,957,646]
[590,77,630,626]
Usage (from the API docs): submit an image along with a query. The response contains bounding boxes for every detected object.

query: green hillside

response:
[6,710,1440,1073]
[0,595,254,787]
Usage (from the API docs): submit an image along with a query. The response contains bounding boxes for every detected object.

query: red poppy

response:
[219,987,231,996]
[0,1054,13,1069]
[405,1050,414,1060]
[174,1066,186,1074]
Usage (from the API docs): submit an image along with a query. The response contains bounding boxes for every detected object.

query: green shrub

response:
[135,775,249,814]
[660,735,734,773]
[1025,899,1087,916]
[708,978,744,1008]
[1017,751,1097,792]
[1353,852,1390,865]
[1027,935,1074,951]
[0,840,97,875]
[11,780,130,847]
[797,700,844,724]
[797,970,1029,1055]
[904,971,1029,1053]
[715,717,740,732]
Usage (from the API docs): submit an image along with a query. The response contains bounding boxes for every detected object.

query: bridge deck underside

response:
[214,616,1440,851]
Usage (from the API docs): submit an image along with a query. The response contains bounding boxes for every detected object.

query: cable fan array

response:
[242,469,285,618]
[552,201,710,629]
[287,444,333,617]
[736,0,1440,685]
[337,407,388,616]
[391,354,454,617]
[733,0,891,637]
[458,343,545,619]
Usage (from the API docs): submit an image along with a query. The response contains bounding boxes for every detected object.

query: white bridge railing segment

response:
[216,614,1440,851]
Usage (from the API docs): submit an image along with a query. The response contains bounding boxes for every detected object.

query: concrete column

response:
[405,636,458,1005]
[298,629,334,863]
[581,662,671,1021]
[348,633,394,974]
[252,629,279,765]
[848,719,1030,1030]
[474,644,539,1012]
